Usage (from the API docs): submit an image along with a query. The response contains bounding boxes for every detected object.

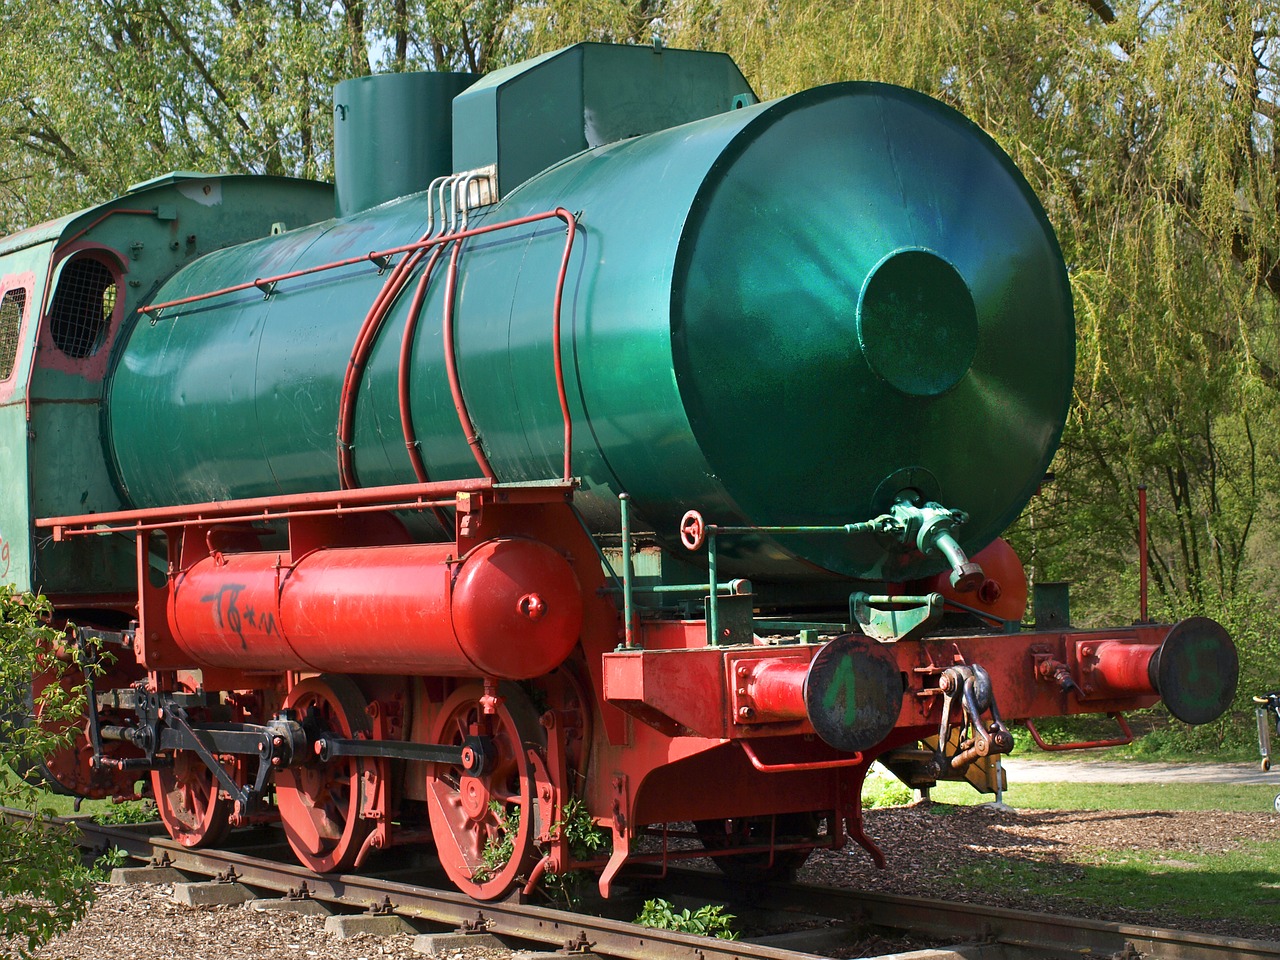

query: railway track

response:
[44,814,1278,960]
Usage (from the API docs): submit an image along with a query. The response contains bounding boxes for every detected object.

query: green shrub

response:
[0,587,101,957]
[635,898,738,939]
[861,769,914,808]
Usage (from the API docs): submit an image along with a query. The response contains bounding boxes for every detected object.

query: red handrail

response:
[441,238,495,479]
[337,225,438,489]
[1024,712,1135,751]
[398,243,448,484]
[36,477,503,534]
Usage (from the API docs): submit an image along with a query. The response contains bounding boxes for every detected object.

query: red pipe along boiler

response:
[167,538,583,677]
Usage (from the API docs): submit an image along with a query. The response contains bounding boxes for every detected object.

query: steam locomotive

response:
[2,41,1237,900]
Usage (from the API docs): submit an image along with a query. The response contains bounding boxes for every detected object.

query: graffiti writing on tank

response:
[201,582,277,648]
[0,533,9,581]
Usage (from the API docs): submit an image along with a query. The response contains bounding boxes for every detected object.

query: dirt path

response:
[1002,754,1276,785]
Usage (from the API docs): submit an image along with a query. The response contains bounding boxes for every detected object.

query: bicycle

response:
[1253,692,1280,813]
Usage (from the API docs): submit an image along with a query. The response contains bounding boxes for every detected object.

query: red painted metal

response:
[276,675,374,872]
[398,243,449,485]
[918,537,1028,625]
[606,622,1180,752]
[738,740,863,773]
[51,496,462,538]
[36,476,517,537]
[442,238,496,479]
[1025,712,1135,751]
[741,657,809,722]
[1075,638,1158,698]
[0,271,35,406]
[139,248,410,316]
[551,212,578,482]
[166,539,583,677]
[337,219,444,489]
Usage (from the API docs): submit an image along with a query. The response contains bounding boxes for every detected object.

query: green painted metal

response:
[670,83,1074,580]
[334,72,478,218]
[4,175,336,599]
[849,592,944,642]
[107,73,1073,584]
[0,237,58,592]
[452,42,755,198]
[0,402,34,590]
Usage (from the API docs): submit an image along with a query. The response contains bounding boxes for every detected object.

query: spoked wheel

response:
[25,646,144,799]
[426,684,543,900]
[153,751,235,848]
[276,675,375,873]
[695,812,822,882]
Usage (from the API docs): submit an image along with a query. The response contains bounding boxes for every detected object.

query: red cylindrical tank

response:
[167,538,583,678]
[1077,640,1158,698]
[916,537,1028,625]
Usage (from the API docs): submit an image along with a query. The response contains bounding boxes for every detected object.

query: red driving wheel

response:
[153,751,236,848]
[426,684,542,900]
[276,675,375,873]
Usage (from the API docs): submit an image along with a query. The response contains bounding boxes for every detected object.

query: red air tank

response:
[167,538,582,678]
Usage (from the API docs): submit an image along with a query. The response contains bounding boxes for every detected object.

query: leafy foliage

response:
[553,796,609,858]
[91,801,158,827]
[862,771,915,808]
[668,0,1280,749]
[473,799,520,882]
[635,898,739,939]
[0,587,98,958]
[541,796,610,907]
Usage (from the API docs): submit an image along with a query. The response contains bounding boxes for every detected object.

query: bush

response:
[635,898,738,939]
[0,587,99,957]
[861,768,915,808]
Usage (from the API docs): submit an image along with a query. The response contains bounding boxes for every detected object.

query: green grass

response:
[892,775,1280,933]
[951,840,1280,929]
[2,767,154,823]
[928,779,1279,812]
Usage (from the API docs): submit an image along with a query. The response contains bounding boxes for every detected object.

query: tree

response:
[0,0,1274,697]
[668,1,1280,627]
[0,588,99,958]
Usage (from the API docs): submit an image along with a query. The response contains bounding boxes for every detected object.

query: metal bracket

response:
[849,592,942,642]
[561,931,597,954]
[934,663,1013,771]
[458,912,490,934]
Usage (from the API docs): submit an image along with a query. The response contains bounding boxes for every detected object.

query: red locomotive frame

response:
[38,470,1236,901]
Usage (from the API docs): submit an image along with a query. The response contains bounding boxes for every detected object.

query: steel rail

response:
[56,816,1280,960]
[78,820,835,960]
[663,866,1280,960]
